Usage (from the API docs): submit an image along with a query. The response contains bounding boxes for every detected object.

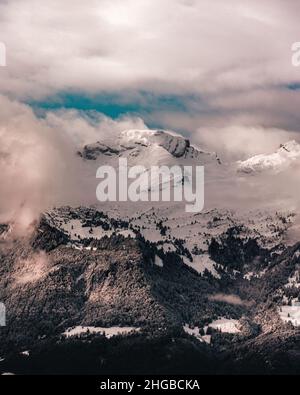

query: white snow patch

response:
[284,271,300,289]
[244,268,267,281]
[154,255,163,268]
[244,271,254,280]
[183,325,211,344]
[183,255,220,278]
[208,318,241,334]
[237,140,300,174]
[279,304,300,326]
[60,219,135,242]
[63,326,140,339]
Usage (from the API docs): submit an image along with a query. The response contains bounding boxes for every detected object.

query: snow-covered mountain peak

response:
[120,129,190,158]
[79,128,221,165]
[237,140,300,174]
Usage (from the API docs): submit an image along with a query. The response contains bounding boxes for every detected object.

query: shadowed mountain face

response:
[0,218,219,344]
[0,206,300,375]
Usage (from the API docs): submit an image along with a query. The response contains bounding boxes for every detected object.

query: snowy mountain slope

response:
[2,203,300,374]
[76,128,225,211]
[237,140,300,174]
[42,205,297,278]
[79,129,221,166]
[76,129,300,215]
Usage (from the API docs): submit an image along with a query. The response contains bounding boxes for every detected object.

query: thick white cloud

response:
[195,125,300,161]
[0,0,299,99]
[0,95,146,228]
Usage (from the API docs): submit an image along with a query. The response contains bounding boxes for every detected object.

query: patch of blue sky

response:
[286,83,300,91]
[26,90,199,129]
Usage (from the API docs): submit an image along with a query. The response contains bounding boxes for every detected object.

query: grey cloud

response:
[0,0,299,99]
[0,96,146,231]
[208,293,253,307]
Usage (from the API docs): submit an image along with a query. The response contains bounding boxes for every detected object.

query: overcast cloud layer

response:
[1,1,300,132]
[0,0,299,97]
[1,1,300,225]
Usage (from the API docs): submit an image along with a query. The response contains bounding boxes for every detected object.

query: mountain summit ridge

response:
[79,128,221,165]
[237,140,300,174]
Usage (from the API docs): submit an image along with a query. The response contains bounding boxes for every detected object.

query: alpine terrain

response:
[0,130,300,375]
